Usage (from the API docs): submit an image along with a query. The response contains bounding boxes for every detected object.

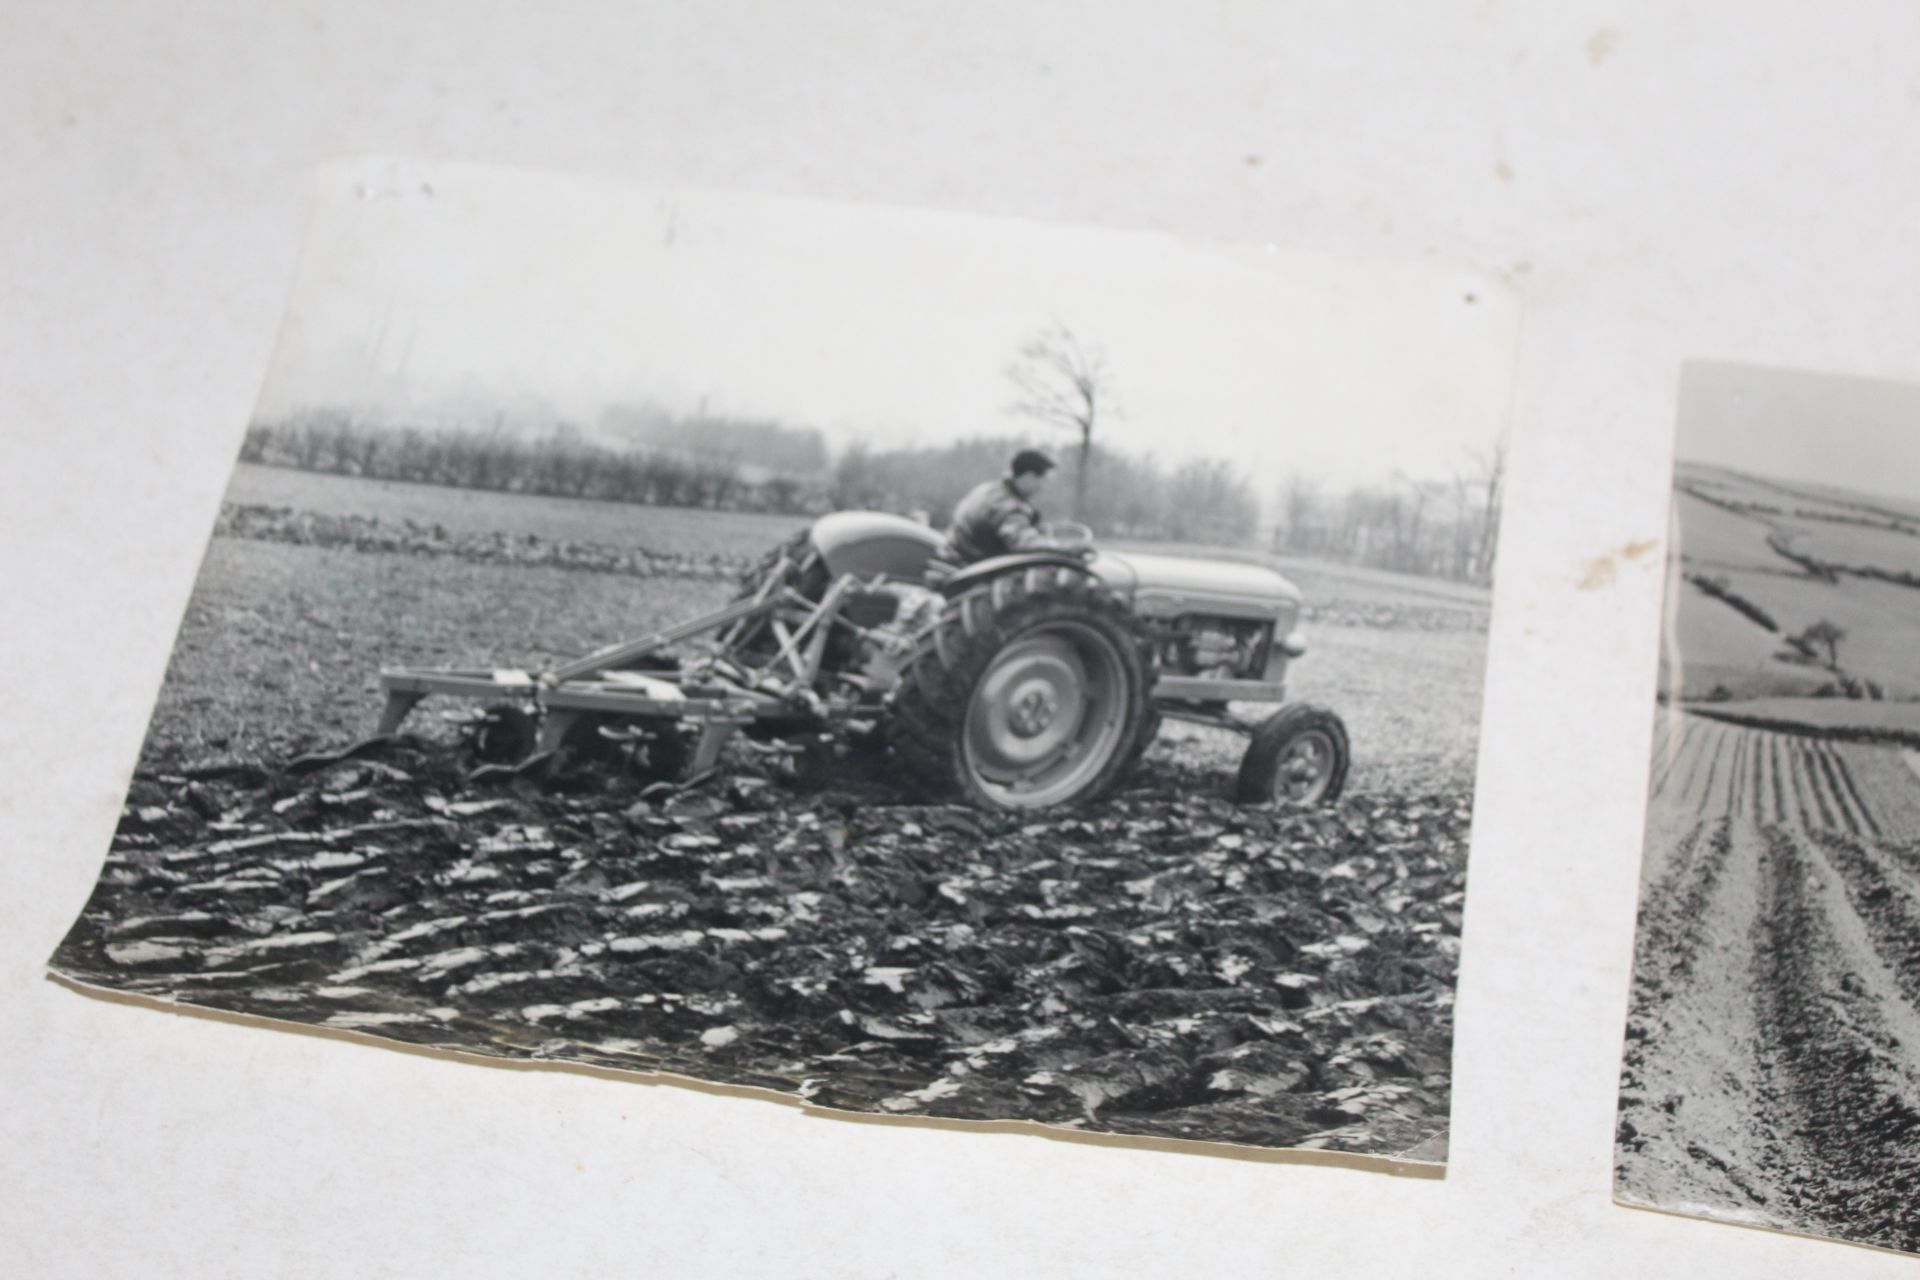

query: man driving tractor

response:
[937,447,1061,567]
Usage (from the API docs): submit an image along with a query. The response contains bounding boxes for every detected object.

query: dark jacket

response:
[939,478,1045,565]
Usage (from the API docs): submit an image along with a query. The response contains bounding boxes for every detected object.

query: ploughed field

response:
[1618,709,1920,1252]
[53,464,1486,1156]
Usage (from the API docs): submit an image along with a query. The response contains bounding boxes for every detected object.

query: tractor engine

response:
[1149,615,1274,681]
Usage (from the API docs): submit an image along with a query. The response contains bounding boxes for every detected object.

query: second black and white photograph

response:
[48,158,1518,1162]
[1619,361,1920,1253]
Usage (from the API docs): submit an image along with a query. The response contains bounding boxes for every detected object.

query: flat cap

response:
[1010,447,1058,476]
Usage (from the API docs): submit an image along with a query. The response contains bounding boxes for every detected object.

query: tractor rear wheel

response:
[1235,704,1349,806]
[887,566,1152,809]
[1116,707,1163,784]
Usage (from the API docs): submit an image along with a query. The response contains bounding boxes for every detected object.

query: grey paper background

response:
[5,3,1919,1275]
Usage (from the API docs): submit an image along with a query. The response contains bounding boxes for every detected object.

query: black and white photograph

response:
[1618,363,1920,1251]
[48,158,1516,1161]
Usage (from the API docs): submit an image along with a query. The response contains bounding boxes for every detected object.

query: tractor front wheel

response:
[1235,704,1349,806]
[888,567,1152,809]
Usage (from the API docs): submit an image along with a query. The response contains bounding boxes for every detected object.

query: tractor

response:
[354,512,1350,811]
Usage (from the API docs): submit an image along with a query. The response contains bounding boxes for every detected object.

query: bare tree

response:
[1165,458,1259,544]
[238,421,273,464]
[1447,473,1476,579]
[1387,471,1441,574]
[1006,323,1115,519]
[1467,437,1506,584]
[830,442,878,510]
[1798,618,1847,669]
[1276,473,1322,553]
[762,476,806,514]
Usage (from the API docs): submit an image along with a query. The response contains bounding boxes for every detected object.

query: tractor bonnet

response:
[1090,549,1303,623]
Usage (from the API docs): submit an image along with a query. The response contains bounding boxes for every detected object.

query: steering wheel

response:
[1041,520,1096,556]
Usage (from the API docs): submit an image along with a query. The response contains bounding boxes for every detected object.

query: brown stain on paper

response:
[1579,538,1660,590]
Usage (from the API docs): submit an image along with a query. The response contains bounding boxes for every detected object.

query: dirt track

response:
[1618,710,1920,1252]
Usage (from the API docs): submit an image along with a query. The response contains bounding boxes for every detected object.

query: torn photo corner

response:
[50,157,1520,1164]
[1618,360,1920,1253]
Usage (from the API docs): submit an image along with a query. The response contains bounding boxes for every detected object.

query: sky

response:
[254,158,1520,497]
[1679,361,1920,500]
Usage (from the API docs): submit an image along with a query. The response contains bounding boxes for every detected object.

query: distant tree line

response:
[239,413,771,510]
[599,403,832,477]
[1270,444,1505,585]
[245,408,1499,578]
[239,412,1263,545]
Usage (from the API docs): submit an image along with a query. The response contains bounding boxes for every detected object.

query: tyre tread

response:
[886,567,1153,808]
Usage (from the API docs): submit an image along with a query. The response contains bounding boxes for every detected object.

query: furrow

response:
[1812,742,1874,837]
[1617,815,1783,1223]
[1809,829,1920,1012]
[1747,727,1770,825]
[1727,729,1752,819]
[1793,739,1841,833]
[1697,723,1732,815]
[1797,736,1843,836]
[1632,819,1730,994]
[1648,711,1689,800]
[1752,826,1920,1252]
[1833,741,1920,839]
[1769,733,1798,830]
[1674,718,1718,812]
